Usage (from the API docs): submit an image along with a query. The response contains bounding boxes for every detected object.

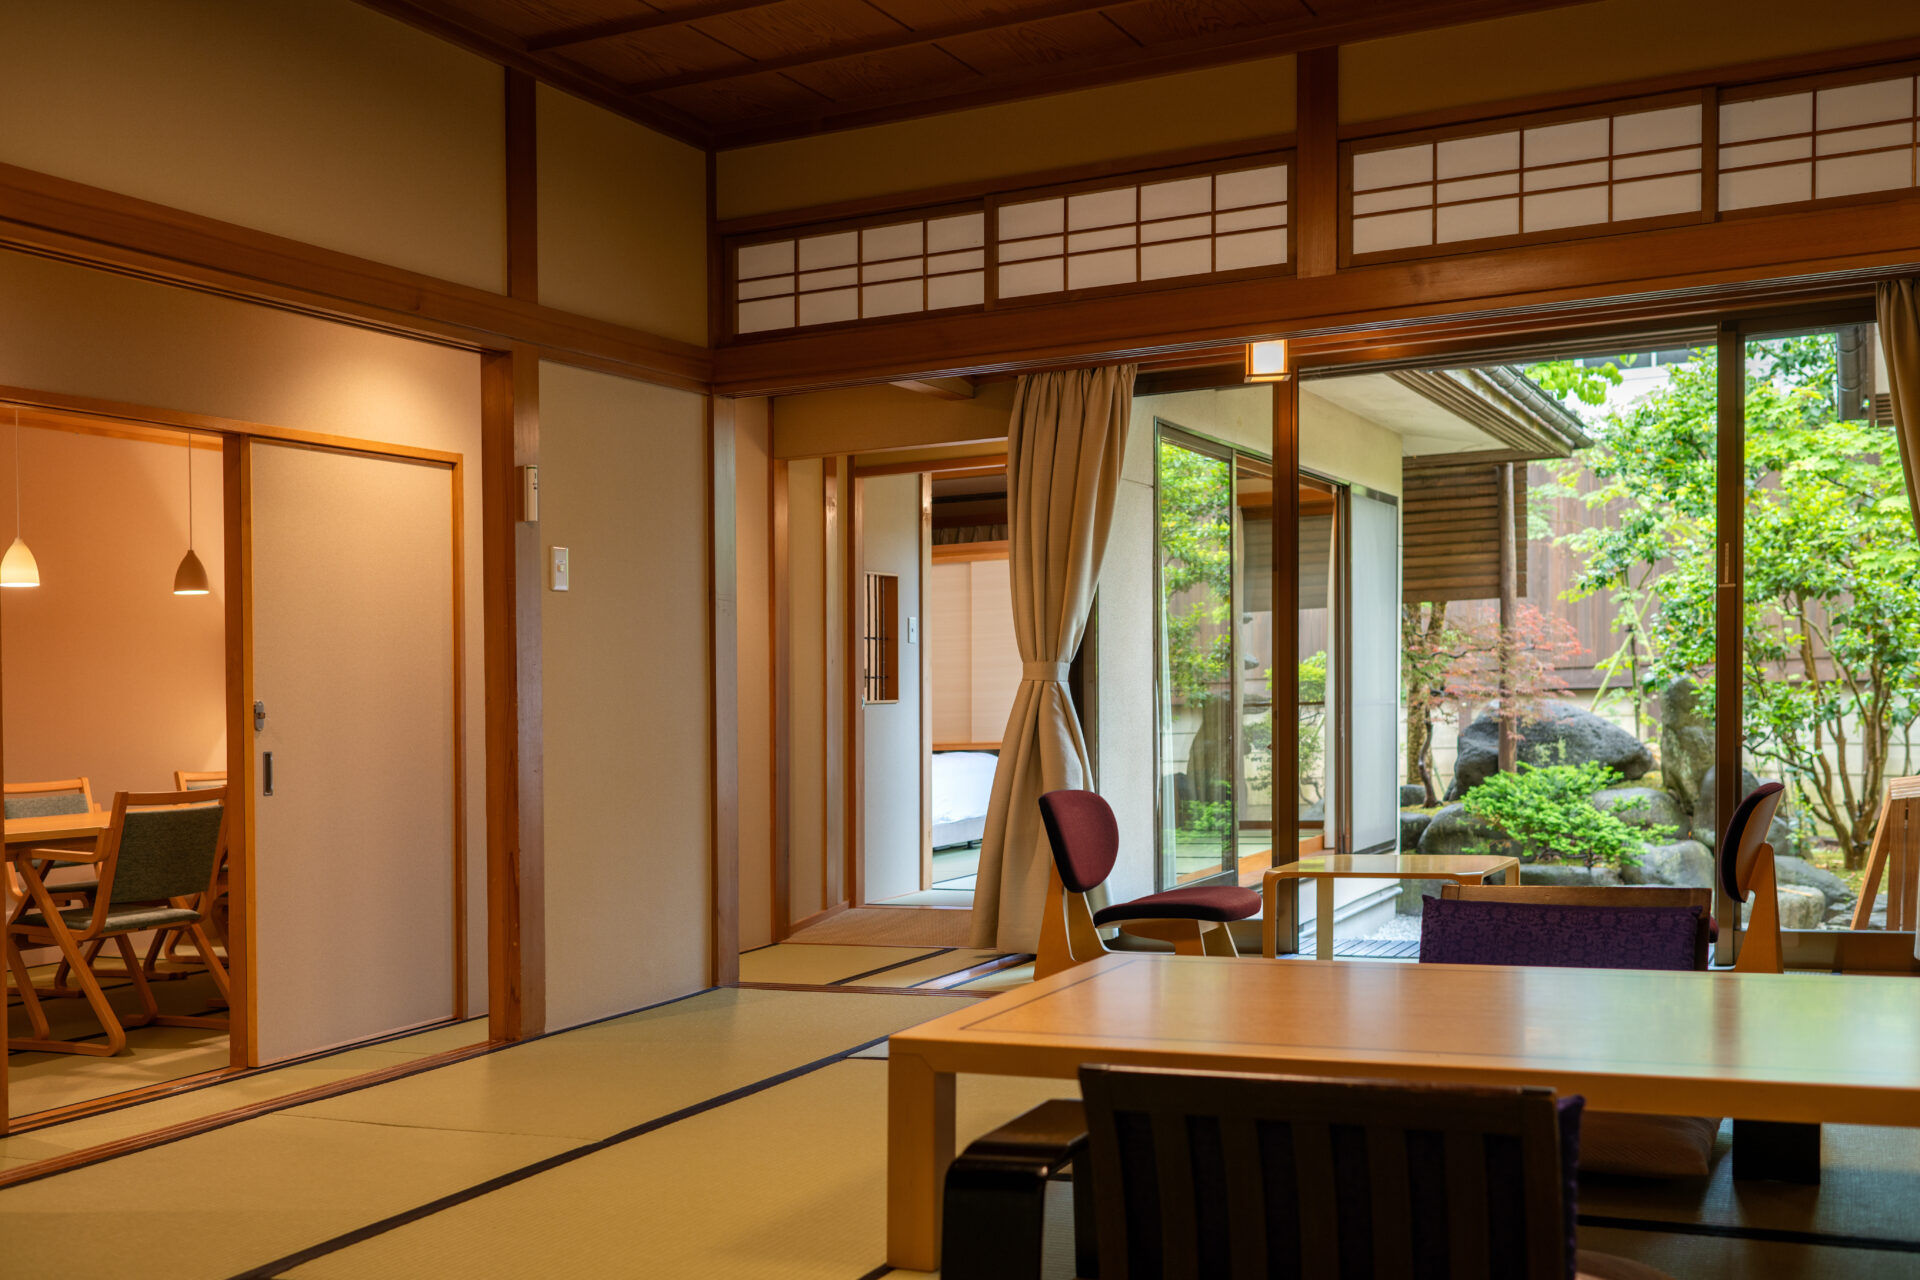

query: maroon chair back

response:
[1038,790,1119,894]
[1079,1064,1582,1280]
[1719,781,1786,900]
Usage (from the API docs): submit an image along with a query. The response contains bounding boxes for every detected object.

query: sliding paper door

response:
[250,442,457,1063]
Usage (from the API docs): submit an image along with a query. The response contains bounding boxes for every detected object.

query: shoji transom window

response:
[995,160,1290,300]
[733,209,987,335]
[1348,99,1704,259]
[1719,73,1919,212]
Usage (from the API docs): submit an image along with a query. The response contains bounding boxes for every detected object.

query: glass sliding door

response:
[1297,479,1338,853]
[1235,458,1276,879]
[1157,429,1237,885]
[1740,321,1900,927]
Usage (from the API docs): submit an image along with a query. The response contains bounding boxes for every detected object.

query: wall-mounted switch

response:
[550,546,570,591]
[908,615,918,644]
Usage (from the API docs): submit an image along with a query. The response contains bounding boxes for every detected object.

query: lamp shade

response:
[173,548,210,596]
[0,535,39,588]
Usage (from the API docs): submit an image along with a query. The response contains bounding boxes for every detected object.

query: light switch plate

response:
[908,615,918,644]
[550,546,570,591]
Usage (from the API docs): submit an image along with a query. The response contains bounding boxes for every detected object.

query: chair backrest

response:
[1720,781,1785,900]
[97,788,227,910]
[1437,884,1714,970]
[1037,789,1119,894]
[174,770,227,791]
[1078,1064,1581,1280]
[4,777,95,819]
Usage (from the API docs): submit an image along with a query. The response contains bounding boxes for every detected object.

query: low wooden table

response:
[886,952,1920,1270]
[1263,852,1520,959]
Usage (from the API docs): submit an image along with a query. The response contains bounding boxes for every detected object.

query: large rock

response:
[1417,803,1521,859]
[1744,885,1827,930]
[1400,784,1428,808]
[1447,702,1654,799]
[1519,863,1626,888]
[1592,787,1686,834]
[1400,810,1433,851]
[1659,677,1714,812]
[1772,854,1852,908]
[1626,839,1715,888]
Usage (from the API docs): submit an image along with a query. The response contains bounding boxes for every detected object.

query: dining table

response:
[885,950,1920,1270]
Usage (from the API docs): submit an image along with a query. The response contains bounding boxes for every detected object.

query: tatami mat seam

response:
[223,1029,903,1280]
[1579,1213,1920,1254]
[832,947,956,985]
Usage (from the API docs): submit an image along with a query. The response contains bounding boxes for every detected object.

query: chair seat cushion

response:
[1580,1112,1721,1178]
[15,905,201,936]
[1093,885,1261,926]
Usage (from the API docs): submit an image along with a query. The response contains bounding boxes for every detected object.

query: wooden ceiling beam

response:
[349,0,713,146]
[527,0,793,52]
[626,0,1145,95]
[706,0,1584,146]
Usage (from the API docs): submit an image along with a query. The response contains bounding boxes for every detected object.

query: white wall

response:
[537,84,708,346]
[0,0,506,291]
[539,362,710,1030]
[1301,388,1404,496]
[860,474,925,902]
[785,459,829,925]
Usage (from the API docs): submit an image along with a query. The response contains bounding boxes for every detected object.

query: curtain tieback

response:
[1023,661,1071,682]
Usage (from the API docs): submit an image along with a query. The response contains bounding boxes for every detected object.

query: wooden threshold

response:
[730,981,994,999]
[914,953,1034,991]
[0,1037,499,1189]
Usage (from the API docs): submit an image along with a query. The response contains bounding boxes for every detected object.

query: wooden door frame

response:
[0,385,470,1112]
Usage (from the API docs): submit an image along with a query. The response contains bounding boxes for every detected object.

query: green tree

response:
[1538,339,1920,868]
[1157,443,1233,705]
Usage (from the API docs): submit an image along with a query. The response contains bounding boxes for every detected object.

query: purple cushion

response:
[1038,790,1120,893]
[1092,884,1261,926]
[1419,898,1703,972]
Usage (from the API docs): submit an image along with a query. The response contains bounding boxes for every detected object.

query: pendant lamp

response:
[173,432,209,595]
[1,407,39,588]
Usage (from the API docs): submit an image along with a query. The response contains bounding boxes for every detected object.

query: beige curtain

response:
[970,364,1134,952]
[1882,280,1920,539]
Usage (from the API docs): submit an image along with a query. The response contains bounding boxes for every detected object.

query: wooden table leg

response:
[1316,876,1335,961]
[1502,863,1520,886]
[888,1048,956,1270]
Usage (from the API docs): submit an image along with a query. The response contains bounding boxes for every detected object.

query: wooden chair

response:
[3,777,99,901]
[943,1065,1672,1280]
[1718,782,1787,975]
[1431,883,1722,1179]
[4,788,230,1055]
[1851,775,1920,931]
[150,769,231,974]
[1035,790,1260,980]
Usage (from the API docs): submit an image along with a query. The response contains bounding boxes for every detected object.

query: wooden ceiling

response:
[361,0,1587,148]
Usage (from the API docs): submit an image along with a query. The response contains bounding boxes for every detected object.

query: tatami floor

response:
[3,943,1917,1278]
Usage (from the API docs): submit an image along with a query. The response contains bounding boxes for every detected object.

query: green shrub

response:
[1461,762,1668,870]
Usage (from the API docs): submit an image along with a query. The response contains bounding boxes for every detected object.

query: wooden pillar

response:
[1296,48,1339,279]
[1271,375,1303,951]
[1714,323,1747,965]
[482,345,544,1039]
[709,398,740,985]
[1496,462,1518,773]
